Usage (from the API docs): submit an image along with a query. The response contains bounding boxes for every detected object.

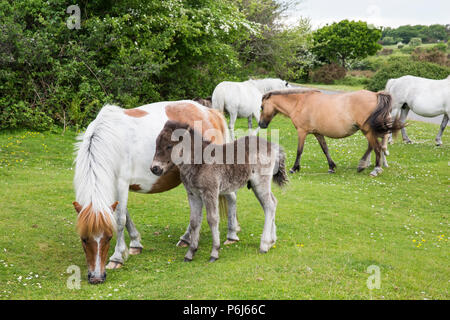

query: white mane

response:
[73,104,125,224]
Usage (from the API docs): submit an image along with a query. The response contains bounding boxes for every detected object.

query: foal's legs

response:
[202,192,221,262]
[435,114,448,146]
[251,178,277,253]
[184,192,203,262]
[126,209,144,255]
[290,129,307,173]
[223,192,240,245]
[314,134,337,173]
[381,134,389,156]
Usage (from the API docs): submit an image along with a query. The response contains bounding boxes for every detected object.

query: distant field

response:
[0,117,448,299]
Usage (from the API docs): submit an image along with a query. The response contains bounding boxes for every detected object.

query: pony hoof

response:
[328,169,335,174]
[384,150,390,156]
[357,167,365,173]
[209,257,218,263]
[105,261,123,269]
[259,249,268,254]
[224,239,238,245]
[184,257,192,262]
[129,247,143,255]
[436,141,442,146]
[405,140,412,144]
[289,167,299,174]
[177,239,190,247]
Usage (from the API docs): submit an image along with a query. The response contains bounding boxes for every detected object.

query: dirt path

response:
[293,85,444,125]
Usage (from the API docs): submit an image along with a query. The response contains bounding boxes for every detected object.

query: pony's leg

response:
[202,192,221,262]
[251,110,261,136]
[125,209,144,255]
[399,107,412,143]
[228,111,237,140]
[250,178,277,253]
[290,129,307,173]
[381,134,390,156]
[248,116,253,129]
[314,134,337,173]
[366,133,383,177]
[223,192,240,245]
[106,181,129,269]
[357,142,373,172]
[435,114,448,146]
[177,224,191,247]
[184,192,203,262]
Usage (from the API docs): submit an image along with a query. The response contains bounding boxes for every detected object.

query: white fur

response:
[212,78,289,139]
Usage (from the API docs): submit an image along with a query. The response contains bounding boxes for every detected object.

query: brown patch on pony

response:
[129,184,142,191]
[75,203,115,238]
[165,102,226,144]
[148,166,181,193]
[124,108,149,118]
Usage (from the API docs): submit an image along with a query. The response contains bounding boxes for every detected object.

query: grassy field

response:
[0,116,448,300]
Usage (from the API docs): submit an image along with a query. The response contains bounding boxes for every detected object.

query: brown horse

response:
[259,89,402,176]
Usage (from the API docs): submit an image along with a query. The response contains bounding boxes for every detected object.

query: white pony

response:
[384,75,449,148]
[212,78,289,139]
[72,101,237,284]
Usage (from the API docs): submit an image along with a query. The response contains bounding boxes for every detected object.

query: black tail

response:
[273,147,288,187]
[365,92,404,137]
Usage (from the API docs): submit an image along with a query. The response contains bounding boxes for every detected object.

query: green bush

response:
[408,37,422,47]
[366,56,450,91]
[310,63,346,84]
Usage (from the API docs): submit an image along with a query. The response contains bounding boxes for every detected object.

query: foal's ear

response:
[73,201,83,214]
[111,201,119,212]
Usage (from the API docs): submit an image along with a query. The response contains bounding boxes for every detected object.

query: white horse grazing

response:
[72,101,238,284]
[212,78,289,139]
[384,75,449,147]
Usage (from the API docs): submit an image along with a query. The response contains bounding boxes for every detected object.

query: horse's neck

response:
[274,95,299,117]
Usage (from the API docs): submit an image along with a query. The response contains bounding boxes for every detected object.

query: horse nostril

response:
[151,166,162,176]
[258,121,267,129]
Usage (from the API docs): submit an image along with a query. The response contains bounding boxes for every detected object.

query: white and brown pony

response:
[259,89,403,176]
[72,101,236,284]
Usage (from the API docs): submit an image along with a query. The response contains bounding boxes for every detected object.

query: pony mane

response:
[73,104,124,236]
[262,88,319,100]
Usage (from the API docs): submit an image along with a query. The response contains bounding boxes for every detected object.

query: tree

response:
[312,20,382,68]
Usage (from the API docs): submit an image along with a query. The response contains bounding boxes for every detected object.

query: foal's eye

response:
[167,145,172,150]
[81,238,87,244]
[261,105,264,111]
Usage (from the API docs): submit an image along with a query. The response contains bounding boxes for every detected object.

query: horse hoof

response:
[384,150,390,156]
[289,168,299,174]
[259,249,268,254]
[405,140,412,144]
[223,239,239,246]
[436,141,442,146]
[209,257,218,263]
[105,261,123,269]
[129,247,143,255]
[184,257,192,262]
[328,169,335,174]
[357,167,365,173]
[176,240,190,247]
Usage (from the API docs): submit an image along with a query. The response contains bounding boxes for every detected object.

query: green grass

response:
[0,117,448,300]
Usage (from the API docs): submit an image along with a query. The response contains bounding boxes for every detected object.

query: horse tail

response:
[219,195,228,220]
[365,92,404,137]
[273,145,288,187]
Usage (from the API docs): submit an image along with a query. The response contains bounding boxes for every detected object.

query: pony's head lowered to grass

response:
[73,201,118,284]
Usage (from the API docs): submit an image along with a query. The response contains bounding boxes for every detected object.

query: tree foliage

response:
[312,20,382,68]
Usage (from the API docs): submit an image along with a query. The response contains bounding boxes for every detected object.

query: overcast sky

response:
[284,0,450,29]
